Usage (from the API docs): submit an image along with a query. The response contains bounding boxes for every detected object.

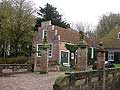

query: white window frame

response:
[71,53,74,59]
[55,30,58,35]
[37,43,53,57]
[37,44,42,57]
[59,50,70,67]
[91,47,94,59]
[108,52,114,61]
[42,30,48,39]
[118,32,120,39]
[48,43,53,58]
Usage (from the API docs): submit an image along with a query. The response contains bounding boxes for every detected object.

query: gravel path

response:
[0,72,64,90]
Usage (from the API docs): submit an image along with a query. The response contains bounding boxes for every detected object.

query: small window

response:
[48,44,52,57]
[37,44,42,57]
[108,52,114,61]
[43,30,47,39]
[71,53,74,59]
[118,32,120,39]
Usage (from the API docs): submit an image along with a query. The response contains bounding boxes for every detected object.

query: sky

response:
[32,0,120,26]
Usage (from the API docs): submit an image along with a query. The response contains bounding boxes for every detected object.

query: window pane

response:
[48,44,52,57]
[108,52,114,61]
[48,52,52,56]
[37,44,42,57]
[44,31,47,38]
[50,44,52,47]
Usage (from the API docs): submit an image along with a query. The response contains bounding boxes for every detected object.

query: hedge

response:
[0,56,30,64]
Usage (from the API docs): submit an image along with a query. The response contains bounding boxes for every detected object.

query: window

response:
[118,32,120,39]
[48,44,52,57]
[43,30,47,39]
[91,47,94,59]
[108,52,114,61]
[71,53,74,59]
[37,44,42,57]
[37,44,52,57]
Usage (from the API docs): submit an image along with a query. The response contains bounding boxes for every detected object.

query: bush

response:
[59,65,74,72]
[39,70,48,74]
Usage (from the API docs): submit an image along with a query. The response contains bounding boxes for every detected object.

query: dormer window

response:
[118,32,120,39]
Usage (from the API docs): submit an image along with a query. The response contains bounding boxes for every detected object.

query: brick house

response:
[32,21,97,68]
[100,27,120,63]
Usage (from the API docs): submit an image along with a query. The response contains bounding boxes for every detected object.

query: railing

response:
[53,68,120,90]
[0,64,32,74]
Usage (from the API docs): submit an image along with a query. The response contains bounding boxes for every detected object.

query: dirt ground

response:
[0,72,64,90]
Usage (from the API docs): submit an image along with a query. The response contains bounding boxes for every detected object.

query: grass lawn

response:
[114,64,120,68]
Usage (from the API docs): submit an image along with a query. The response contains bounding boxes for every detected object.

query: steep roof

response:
[54,26,97,47]
[54,26,80,44]
[100,28,120,49]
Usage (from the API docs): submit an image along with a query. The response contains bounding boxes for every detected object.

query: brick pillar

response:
[32,46,49,73]
[76,31,88,71]
[97,42,105,70]
[39,48,48,73]
[31,45,37,72]
[77,45,88,71]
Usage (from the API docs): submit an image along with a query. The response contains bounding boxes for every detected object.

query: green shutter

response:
[88,48,91,65]
[114,52,120,63]
[105,51,108,61]
[88,48,97,65]
[94,48,97,61]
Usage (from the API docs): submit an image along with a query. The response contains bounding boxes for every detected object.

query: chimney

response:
[41,21,51,28]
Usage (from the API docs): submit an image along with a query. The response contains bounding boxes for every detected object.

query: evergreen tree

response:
[36,3,70,29]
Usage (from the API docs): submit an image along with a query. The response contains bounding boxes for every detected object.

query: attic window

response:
[43,30,47,39]
[118,32,120,39]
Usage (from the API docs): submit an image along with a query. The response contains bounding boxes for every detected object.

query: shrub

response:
[39,70,48,74]
[59,65,74,72]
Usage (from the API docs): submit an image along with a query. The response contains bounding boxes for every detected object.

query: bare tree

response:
[72,22,96,38]
[75,22,85,32]
[96,12,120,38]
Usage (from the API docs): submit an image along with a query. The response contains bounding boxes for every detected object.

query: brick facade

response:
[32,21,97,71]
[32,21,77,68]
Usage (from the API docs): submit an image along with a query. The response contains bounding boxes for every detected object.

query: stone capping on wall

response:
[0,64,32,74]
[53,68,120,90]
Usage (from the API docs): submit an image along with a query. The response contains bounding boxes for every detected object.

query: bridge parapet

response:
[53,68,120,90]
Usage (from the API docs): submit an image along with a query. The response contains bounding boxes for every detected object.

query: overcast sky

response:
[32,0,120,26]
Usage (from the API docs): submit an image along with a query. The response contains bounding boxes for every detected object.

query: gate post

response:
[76,31,88,71]
[39,43,49,73]
[32,37,49,73]
[96,42,106,90]
[97,42,105,70]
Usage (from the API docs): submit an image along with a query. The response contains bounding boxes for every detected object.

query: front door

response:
[61,51,69,66]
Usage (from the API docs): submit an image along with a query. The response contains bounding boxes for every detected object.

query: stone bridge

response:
[53,68,120,90]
